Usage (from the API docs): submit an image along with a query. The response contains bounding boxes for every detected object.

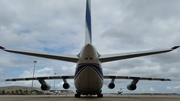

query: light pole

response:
[54,73,56,90]
[31,61,37,91]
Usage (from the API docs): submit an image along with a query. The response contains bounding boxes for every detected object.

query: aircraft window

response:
[85,57,88,60]
[90,57,93,60]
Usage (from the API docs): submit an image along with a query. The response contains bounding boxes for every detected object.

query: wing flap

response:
[0,46,79,63]
[99,46,179,63]
[103,76,171,81]
[5,76,74,81]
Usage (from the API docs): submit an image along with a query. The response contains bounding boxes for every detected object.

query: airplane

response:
[0,0,179,98]
[117,88,123,95]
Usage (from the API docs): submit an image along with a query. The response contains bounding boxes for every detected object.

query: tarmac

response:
[0,94,180,101]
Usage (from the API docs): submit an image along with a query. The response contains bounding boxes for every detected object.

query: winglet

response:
[171,46,180,50]
[0,46,5,50]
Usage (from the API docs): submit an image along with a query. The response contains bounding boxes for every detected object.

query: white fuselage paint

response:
[74,44,103,95]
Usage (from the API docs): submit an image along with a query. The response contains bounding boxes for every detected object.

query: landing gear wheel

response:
[75,90,81,97]
[97,94,103,97]
[75,94,81,97]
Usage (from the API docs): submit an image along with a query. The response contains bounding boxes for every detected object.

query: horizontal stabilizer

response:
[0,46,79,63]
[99,46,180,63]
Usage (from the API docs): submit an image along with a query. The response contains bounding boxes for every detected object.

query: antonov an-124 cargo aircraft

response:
[0,0,179,97]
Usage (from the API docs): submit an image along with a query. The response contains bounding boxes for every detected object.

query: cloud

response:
[0,68,3,74]
[149,87,154,92]
[166,85,180,92]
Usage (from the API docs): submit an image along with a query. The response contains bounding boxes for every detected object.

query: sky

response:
[0,0,180,94]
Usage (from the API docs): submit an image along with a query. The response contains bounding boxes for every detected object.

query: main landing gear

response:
[74,90,103,98]
[75,93,103,98]
[75,90,81,98]
[75,93,81,97]
[97,90,103,97]
[97,93,103,97]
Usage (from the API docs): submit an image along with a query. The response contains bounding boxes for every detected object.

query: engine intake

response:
[108,83,115,89]
[63,83,70,89]
[127,84,137,90]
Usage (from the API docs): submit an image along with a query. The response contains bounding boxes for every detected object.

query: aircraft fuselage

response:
[74,44,103,95]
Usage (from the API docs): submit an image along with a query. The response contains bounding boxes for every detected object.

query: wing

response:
[6,75,170,81]
[99,46,179,63]
[0,46,79,63]
[104,76,171,81]
[5,76,74,81]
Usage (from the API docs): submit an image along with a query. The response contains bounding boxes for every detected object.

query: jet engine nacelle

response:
[63,83,70,89]
[38,79,51,91]
[41,83,51,91]
[127,84,137,90]
[108,83,115,89]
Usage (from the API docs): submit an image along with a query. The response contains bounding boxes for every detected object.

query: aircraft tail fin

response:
[85,0,92,44]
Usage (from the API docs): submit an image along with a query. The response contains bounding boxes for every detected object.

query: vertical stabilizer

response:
[85,0,92,44]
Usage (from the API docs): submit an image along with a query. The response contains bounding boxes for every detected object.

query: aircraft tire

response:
[75,94,81,97]
[97,94,103,97]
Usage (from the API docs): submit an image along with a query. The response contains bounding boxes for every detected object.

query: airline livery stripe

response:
[86,0,92,43]
[75,64,103,80]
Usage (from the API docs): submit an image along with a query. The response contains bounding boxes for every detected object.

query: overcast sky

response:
[0,0,180,94]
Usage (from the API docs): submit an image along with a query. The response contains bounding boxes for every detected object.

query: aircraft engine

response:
[38,79,51,91]
[108,83,115,89]
[127,84,137,90]
[41,83,51,90]
[63,83,70,89]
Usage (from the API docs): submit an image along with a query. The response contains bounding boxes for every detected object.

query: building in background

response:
[0,86,74,95]
[0,86,42,95]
